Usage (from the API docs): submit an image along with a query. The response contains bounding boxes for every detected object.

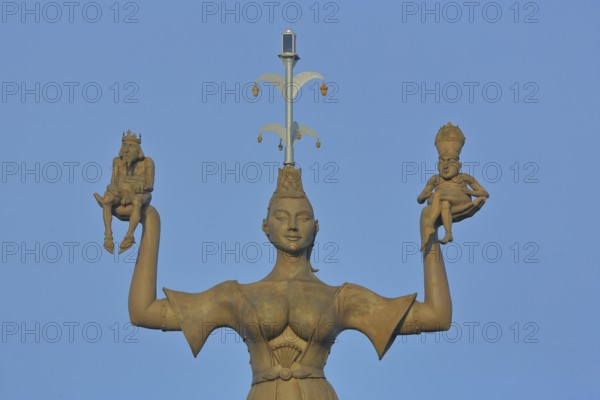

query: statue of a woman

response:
[118,165,483,399]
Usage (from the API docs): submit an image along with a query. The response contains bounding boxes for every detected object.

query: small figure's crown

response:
[122,129,141,144]
[435,122,465,158]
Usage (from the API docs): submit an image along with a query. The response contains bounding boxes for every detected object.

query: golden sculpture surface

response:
[93,130,154,254]
[93,33,489,399]
[93,133,487,398]
[418,123,489,250]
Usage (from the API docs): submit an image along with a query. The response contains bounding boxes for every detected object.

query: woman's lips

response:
[285,236,301,241]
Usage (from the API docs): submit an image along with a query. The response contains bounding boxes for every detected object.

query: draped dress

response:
[164,279,416,400]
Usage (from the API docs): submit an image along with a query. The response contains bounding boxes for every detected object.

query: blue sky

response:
[0,1,598,399]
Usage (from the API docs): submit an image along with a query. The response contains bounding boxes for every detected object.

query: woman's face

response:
[264,197,317,254]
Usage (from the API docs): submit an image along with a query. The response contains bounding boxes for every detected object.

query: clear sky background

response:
[0,1,598,399]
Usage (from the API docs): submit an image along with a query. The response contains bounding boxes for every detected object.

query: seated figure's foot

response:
[439,232,454,244]
[103,236,115,254]
[420,227,436,252]
[93,193,104,207]
[119,235,135,254]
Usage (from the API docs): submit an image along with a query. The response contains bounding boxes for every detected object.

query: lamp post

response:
[280,29,298,165]
[254,29,327,165]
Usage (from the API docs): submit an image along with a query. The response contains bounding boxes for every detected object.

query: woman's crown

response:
[273,165,306,199]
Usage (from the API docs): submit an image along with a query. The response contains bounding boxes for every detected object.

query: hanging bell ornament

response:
[316,140,321,148]
[278,140,283,151]
[257,135,262,143]
[252,83,260,97]
[320,82,328,96]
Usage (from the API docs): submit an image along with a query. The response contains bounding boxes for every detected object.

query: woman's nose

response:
[287,219,297,230]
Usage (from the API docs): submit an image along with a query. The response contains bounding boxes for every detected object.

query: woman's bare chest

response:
[240,281,339,341]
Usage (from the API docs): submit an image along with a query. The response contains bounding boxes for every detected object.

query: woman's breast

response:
[240,281,340,342]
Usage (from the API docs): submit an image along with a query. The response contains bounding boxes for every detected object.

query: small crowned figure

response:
[418,123,489,251]
[93,130,155,254]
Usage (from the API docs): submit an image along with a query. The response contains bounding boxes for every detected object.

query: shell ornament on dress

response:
[271,343,303,368]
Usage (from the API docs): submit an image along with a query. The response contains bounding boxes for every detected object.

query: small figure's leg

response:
[120,197,143,253]
[119,235,135,254]
[96,191,116,253]
[439,200,453,244]
[421,193,441,251]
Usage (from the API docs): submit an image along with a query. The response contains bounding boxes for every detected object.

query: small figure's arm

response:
[462,174,489,198]
[417,175,439,204]
[110,157,120,185]
[107,157,121,193]
[143,157,155,193]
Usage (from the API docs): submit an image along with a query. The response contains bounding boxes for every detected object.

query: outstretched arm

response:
[399,194,488,334]
[127,205,180,331]
[399,243,451,334]
[400,206,452,334]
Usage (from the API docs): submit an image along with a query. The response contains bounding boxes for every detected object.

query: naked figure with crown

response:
[95,31,489,399]
[418,123,489,251]
[93,130,154,254]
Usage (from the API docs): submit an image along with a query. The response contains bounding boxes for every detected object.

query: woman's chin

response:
[271,243,309,257]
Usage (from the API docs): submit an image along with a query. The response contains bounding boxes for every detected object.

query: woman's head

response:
[262,166,318,255]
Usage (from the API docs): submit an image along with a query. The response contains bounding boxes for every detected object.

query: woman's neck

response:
[263,249,318,282]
